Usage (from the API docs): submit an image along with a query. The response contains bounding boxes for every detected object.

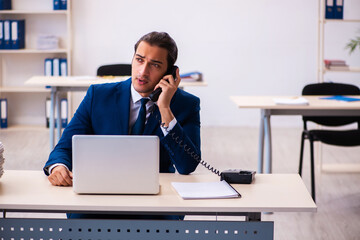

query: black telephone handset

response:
[148,65,178,102]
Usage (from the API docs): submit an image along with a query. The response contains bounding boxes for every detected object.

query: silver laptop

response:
[72,135,159,194]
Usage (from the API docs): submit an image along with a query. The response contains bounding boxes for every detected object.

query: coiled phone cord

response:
[167,131,221,176]
[152,108,221,176]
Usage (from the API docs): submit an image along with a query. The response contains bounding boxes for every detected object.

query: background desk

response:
[25,76,207,149]
[230,96,360,174]
[0,170,316,239]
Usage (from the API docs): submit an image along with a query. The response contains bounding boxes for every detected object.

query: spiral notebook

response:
[171,180,241,199]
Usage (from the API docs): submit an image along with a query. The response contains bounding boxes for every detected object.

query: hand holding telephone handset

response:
[149,65,178,102]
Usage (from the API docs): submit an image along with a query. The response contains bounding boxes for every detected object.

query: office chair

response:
[97,64,131,76]
[299,82,360,202]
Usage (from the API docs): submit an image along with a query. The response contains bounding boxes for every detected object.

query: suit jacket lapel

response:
[115,79,131,134]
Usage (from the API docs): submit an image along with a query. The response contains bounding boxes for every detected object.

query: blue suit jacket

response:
[44,78,201,175]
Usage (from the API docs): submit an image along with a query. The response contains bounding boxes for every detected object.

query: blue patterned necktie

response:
[131,98,149,135]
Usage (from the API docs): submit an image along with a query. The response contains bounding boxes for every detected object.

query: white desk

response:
[25,76,207,149]
[230,96,360,173]
[0,170,316,239]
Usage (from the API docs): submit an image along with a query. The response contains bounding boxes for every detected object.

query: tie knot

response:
[140,98,149,106]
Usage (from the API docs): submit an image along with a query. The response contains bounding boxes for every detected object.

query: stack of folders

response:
[0,142,4,179]
[45,98,68,129]
[325,0,344,19]
[324,59,349,71]
[0,19,25,49]
[45,58,68,76]
[0,0,11,10]
[53,0,67,10]
[180,72,203,82]
[0,98,7,128]
[37,34,59,50]
[273,97,309,105]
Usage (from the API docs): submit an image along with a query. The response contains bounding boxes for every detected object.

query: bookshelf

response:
[0,0,71,129]
[318,0,360,82]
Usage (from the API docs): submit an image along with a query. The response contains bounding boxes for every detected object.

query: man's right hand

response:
[48,165,73,186]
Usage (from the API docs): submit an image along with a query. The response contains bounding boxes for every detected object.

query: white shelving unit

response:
[318,0,360,83]
[317,0,360,173]
[0,0,71,128]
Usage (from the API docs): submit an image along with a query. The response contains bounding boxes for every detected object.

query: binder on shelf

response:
[46,99,59,128]
[334,0,343,19]
[53,0,60,10]
[11,20,25,49]
[44,58,53,76]
[60,58,68,76]
[45,98,50,128]
[3,20,11,49]
[60,0,67,10]
[0,98,8,128]
[0,20,4,49]
[52,58,60,76]
[61,98,68,128]
[0,0,12,10]
[325,0,335,19]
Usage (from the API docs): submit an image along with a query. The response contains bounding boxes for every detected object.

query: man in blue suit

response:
[43,32,201,189]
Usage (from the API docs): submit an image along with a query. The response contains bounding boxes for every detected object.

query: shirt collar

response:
[130,83,143,104]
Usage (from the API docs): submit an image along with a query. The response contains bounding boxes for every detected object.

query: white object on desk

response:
[171,180,240,199]
[273,97,309,105]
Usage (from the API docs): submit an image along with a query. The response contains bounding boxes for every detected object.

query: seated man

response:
[43,31,201,219]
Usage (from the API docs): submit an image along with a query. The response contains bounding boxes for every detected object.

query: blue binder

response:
[60,0,67,10]
[0,20,4,49]
[44,58,53,76]
[61,98,68,128]
[0,98,8,128]
[60,58,67,76]
[3,20,11,49]
[45,98,50,128]
[325,0,335,19]
[334,0,343,19]
[52,58,60,76]
[0,0,12,10]
[53,0,60,10]
[11,20,25,49]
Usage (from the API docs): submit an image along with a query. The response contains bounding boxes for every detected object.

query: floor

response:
[0,126,360,240]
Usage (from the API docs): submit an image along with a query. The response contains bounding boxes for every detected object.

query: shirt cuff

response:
[48,163,69,174]
[160,118,177,136]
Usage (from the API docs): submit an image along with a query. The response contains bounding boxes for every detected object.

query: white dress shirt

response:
[129,83,176,135]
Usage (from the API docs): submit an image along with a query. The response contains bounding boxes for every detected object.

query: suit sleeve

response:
[43,86,95,175]
[160,96,201,174]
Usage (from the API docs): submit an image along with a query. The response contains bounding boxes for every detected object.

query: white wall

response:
[71,0,360,127]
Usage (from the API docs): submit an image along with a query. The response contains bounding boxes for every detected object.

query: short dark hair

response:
[134,32,178,71]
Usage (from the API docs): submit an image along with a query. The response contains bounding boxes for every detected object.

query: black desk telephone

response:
[150,65,255,184]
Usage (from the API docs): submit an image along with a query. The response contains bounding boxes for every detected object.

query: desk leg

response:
[246,212,261,221]
[49,88,56,150]
[56,92,61,143]
[264,110,272,174]
[258,110,265,173]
